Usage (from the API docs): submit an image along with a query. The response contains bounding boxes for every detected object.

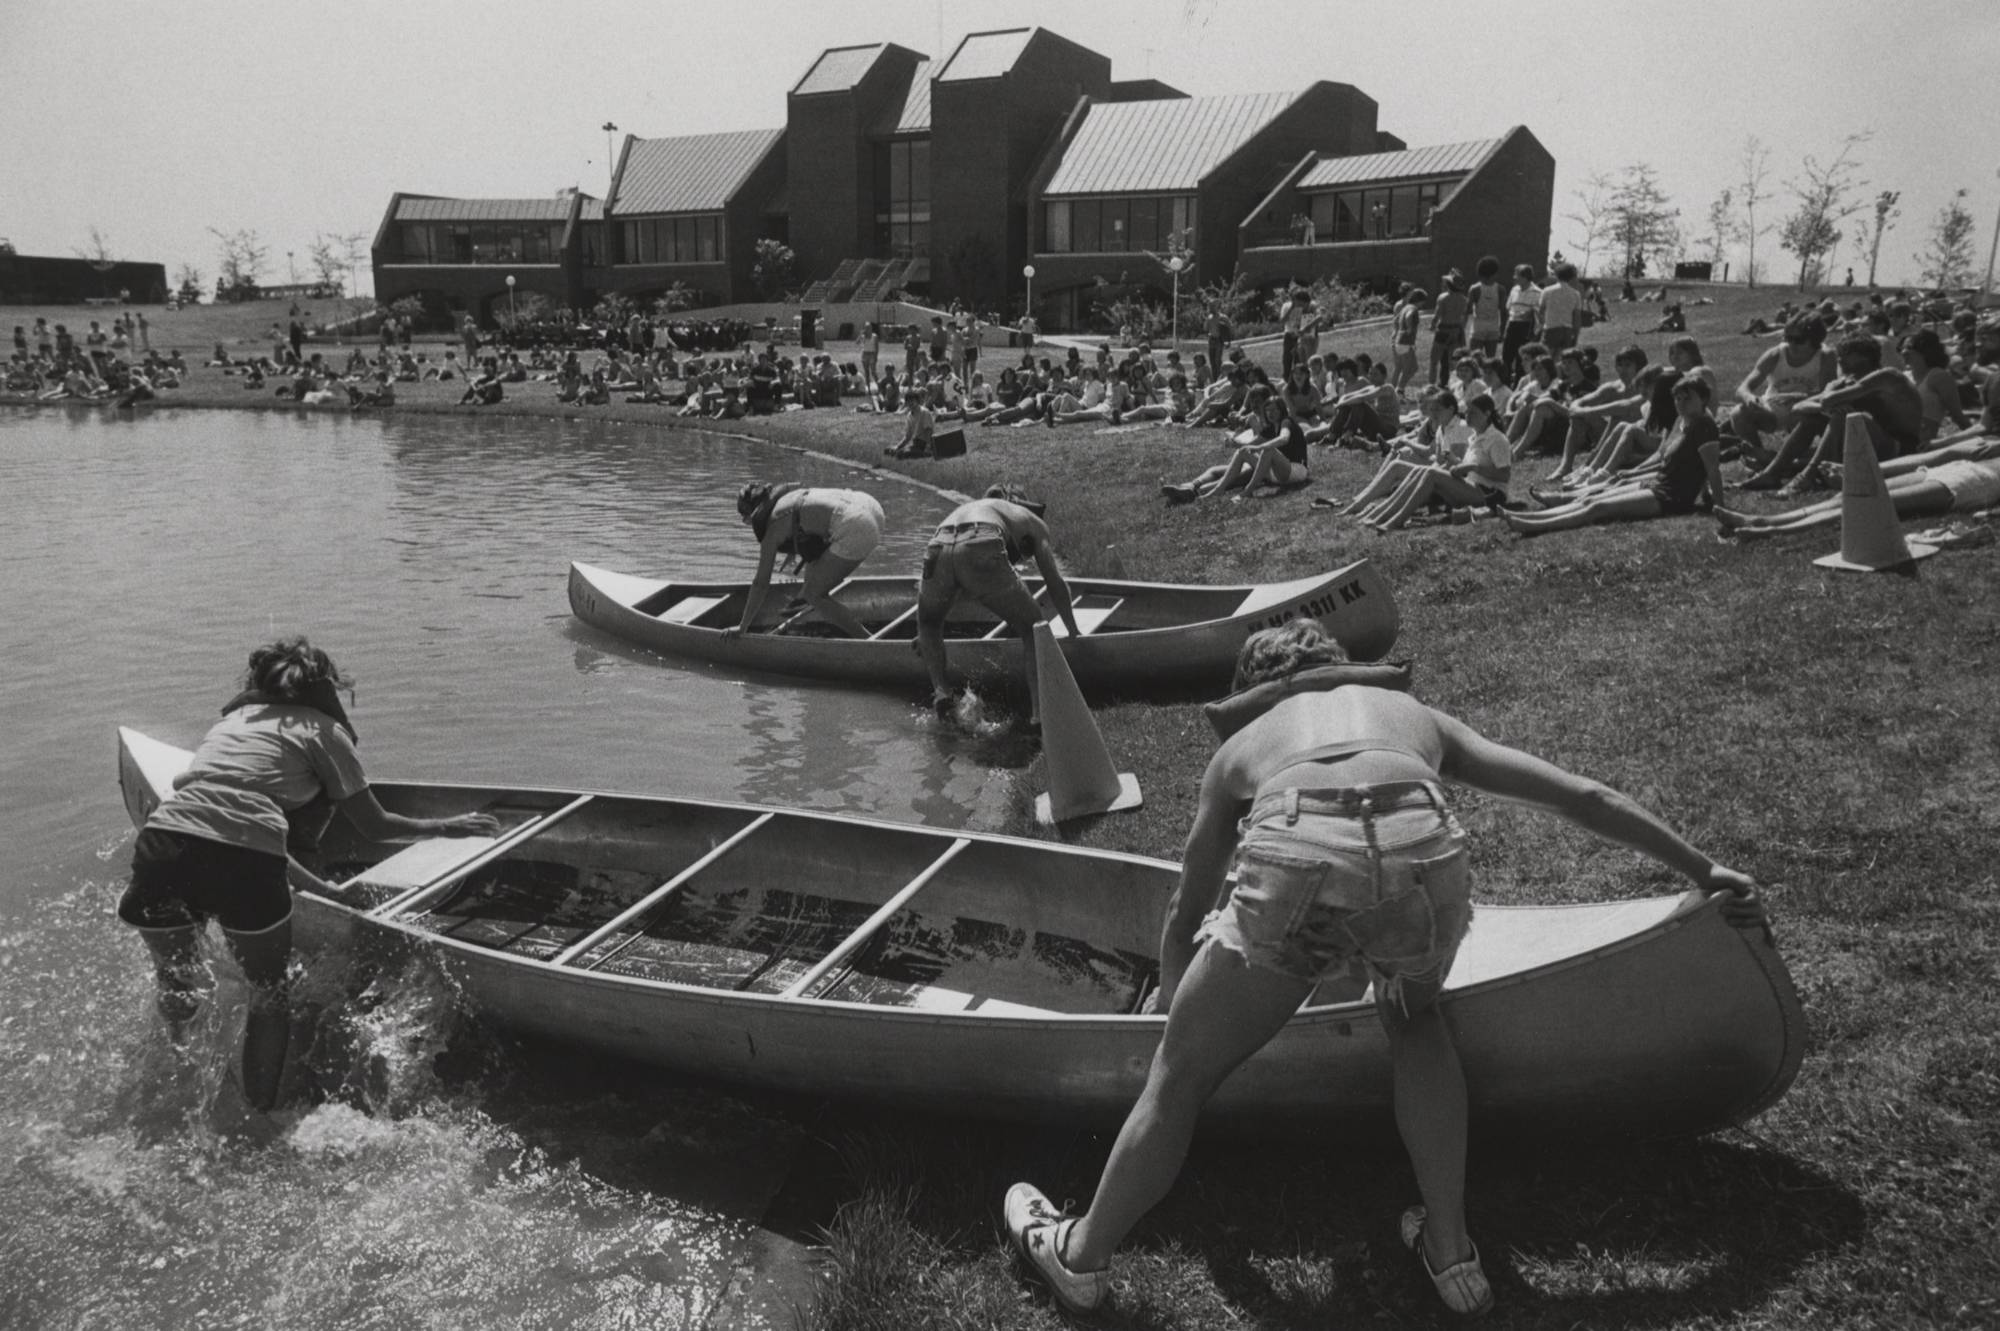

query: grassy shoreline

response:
[10,285,1999,1327]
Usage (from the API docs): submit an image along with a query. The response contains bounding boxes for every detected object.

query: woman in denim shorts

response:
[1006,619,1766,1319]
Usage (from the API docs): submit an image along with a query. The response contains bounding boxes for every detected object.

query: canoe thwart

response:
[557,812,777,969]
[778,838,972,999]
[369,794,596,919]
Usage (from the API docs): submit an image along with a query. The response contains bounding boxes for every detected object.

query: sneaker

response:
[1004,1183,1108,1314]
[1161,482,1197,505]
[1400,1206,1494,1317]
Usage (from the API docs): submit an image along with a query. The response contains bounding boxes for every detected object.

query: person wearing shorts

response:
[1002,619,1764,1319]
[1716,437,2000,539]
[726,484,884,639]
[916,489,1079,727]
[120,637,497,1112]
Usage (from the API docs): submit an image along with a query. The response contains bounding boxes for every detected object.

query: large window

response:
[872,138,931,258]
[616,215,724,266]
[1304,178,1463,243]
[397,222,562,264]
[1041,195,1196,254]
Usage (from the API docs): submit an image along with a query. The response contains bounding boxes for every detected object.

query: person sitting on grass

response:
[1161,390,1309,504]
[1385,388,1473,465]
[345,371,395,410]
[1281,360,1322,427]
[1507,348,1598,457]
[1044,366,1115,425]
[1540,365,1688,498]
[1741,334,1925,493]
[1351,393,1513,529]
[458,362,504,406]
[1182,366,1247,428]
[1001,618,1764,1322]
[578,367,612,406]
[1715,434,2000,541]
[1119,372,1189,424]
[1503,376,1724,535]
[1904,328,1971,448]
[1729,315,1837,469]
[887,392,936,458]
[1321,361,1403,448]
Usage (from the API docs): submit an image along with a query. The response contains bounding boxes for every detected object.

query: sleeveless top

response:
[1766,346,1826,399]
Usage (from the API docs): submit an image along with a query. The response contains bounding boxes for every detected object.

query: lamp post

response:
[287,250,296,284]
[602,121,619,196]
[1022,264,1036,333]
[1983,166,2000,310]
[506,274,517,325]
[1167,254,1185,353]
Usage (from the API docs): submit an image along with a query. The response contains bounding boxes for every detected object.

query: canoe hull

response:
[567,560,1399,695]
[117,728,1803,1136]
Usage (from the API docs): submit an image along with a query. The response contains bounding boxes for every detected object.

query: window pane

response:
[1103,198,1128,252]
[1073,199,1100,252]
[400,224,426,262]
[908,139,929,209]
[698,216,718,263]
[1181,197,1196,251]
[1129,196,1159,253]
[551,225,566,259]
[1389,186,1418,238]
[450,227,472,263]
[1309,194,1333,241]
[874,141,892,219]
[909,221,929,257]
[1169,197,1189,250]
[889,143,910,210]
[1045,200,1070,253]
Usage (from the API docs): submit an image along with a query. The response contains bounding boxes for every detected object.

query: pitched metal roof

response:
[395,196,581,222]
[887,58,933,133]
[1042,91,1299,196]
[937,28,1034,82]
[793,43,886,96]
[614,129,783,215]
[1297,137,1504,190]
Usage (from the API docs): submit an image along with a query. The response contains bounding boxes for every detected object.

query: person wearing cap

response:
[916,488,1078,725]
[723,484,884,639]
[1002,618,1764,1320]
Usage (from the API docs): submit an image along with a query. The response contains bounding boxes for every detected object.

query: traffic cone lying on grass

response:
[1031,621,1142,825]
[1814,416,1939,573]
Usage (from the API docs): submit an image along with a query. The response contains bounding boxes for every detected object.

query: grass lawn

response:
[8,282,1997,1327]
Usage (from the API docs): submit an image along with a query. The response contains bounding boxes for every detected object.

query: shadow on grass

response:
[778,1107,1865,1330]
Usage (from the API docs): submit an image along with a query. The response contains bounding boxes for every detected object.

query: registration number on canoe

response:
[1255,577,1364,631]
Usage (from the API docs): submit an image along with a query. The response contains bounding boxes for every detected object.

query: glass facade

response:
[398,222,565,264]
[872,138,931,258]
[617,215,725,265]
[1305,179,1459,243]
[1041,196,1196,254]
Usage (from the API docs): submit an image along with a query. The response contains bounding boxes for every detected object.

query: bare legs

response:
[1382,972,1472,1271]
[1716,477,1952,539]
[1501,487,1665,534]
[140,917,294,1111]
[776,553,870,637]
[1361,468,1492,529]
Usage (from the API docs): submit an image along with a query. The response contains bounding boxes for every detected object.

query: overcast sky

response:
[3,0,1996,293]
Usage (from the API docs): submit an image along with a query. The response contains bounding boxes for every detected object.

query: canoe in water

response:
[117,727,1803,1135]
[566,559,1399,695]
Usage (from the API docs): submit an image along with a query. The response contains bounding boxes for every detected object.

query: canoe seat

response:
[1050,597,1125,639]
[656,594,729,626]
[340,836,502,897]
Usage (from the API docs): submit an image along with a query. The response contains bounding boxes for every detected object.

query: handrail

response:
[777,838,970,1000]
[554,812,775,969]
[368,795,595,920]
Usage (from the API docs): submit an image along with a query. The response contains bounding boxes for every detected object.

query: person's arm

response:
[1152,757,1246,1011]
[1433,712,1762,923]
[722,532,781,638]
[336,788,500,841]
[1028,537,1082,638]
[1820,367,1896,410]
[1735,350,1775,406]
[1698,438,1725,510]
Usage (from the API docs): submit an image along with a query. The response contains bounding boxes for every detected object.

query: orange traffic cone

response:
[1031,621,1142,824]
[1814,416,1939,572]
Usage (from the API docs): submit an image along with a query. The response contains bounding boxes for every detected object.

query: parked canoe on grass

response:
[119,726,1803,1135]
[568,559,1400,695]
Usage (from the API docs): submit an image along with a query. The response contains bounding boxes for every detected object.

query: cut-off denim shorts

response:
[1195,781,1472,1015]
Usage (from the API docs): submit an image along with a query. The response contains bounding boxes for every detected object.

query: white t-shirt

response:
[147,704,369,858]
[1506,284,1543,322]
[1539,282,1582,331]
[1433,417,1474,463]
[1483,381,1513,417]
[1461,425,1512,490]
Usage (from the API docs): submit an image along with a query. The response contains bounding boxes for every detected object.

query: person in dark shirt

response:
[1502,377,1723,534]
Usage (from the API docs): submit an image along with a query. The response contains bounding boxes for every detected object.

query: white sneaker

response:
[1004,1182,1109,1314]
[1401,1205,1495,1316]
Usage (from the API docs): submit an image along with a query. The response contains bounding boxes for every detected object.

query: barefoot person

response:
[118,637,499,1113]
[724,484,884,639]
[1716,436,2000,539]
[1003,620,1765,1318]
[917,488,1080,724]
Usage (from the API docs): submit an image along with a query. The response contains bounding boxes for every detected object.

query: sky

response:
[3,0,1997,295]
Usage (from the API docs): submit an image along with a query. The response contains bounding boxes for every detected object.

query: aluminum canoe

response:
[117,727,1803,1136]
[566,559,1399,694]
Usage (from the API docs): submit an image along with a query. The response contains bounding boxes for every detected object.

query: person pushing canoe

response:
[917,487,1080,727]
[725,483,884,639]
[1004,618,1767,1319]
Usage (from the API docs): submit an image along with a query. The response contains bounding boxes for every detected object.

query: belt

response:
[1248,780,1447,826]
[932,521,1005,540]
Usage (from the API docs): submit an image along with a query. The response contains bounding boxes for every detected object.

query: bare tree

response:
[73,225,116,264]
[1915,189,1977,291]
[306,234,346,292]
[1862,190,1901,288]
[173,263,204,304]
[1778,132,1871,290]
[1703,189,1742,270]
[208,227,269,294]
[1561,170,1615,276]
[1737,137,1776,287]
[1606,163,1680,279]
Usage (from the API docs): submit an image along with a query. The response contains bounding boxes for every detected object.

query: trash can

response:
[799,309,819,350]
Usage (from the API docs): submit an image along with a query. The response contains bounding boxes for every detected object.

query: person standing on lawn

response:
[1003,619,1766,1319]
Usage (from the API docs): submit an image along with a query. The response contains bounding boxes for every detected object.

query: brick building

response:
[371,26,1550,329]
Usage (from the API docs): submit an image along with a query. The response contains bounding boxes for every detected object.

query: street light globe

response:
[1022,264,1036,280]
[1168,256,1185,272]
[506,274,516,288]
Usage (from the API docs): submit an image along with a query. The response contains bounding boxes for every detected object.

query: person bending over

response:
[1716,435,2000,539]
[119,637,497,1113]
[1002,619,1763,1319]
[1504,376,1724,535]
[916,490,1079,726]
[724,484,884,639]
